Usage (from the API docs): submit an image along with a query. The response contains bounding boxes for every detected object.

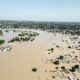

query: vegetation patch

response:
[0,40,5,45]
[32,68,37,72]
[53,60,60,65]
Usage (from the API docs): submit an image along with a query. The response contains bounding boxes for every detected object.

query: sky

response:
[0,0,80,22]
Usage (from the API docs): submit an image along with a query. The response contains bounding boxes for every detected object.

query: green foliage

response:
[32,68,37,72]
[53,60,59,65]
[9,37,20,42]
[70,66,76,72]
[61,66,65,70]
[0,40,5,45]
[70,65,79,72]
[59,55,64,60]
[75,65,79,69]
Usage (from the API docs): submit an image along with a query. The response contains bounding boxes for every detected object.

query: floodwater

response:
[0,29,80,80]
[0,29,55,80]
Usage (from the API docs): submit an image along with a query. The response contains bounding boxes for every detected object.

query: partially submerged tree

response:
[61,66,65,70]
[0,40,5,45]
[32,68,37,72]
[59,55,64,60]
[53,60,59,65]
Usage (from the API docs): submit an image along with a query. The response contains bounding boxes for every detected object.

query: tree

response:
[59,55,64,60]
[32,68,37,72]
[68,46,71,49]
[75,65,79,69]
[0,40,5,45]
[53,60,59,65]
[61,66,65,70]
[70,66,76,72]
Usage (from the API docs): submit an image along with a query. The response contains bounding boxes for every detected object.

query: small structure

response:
[0,46,12,52]
[68,76,74,80]
[68,76,78,80]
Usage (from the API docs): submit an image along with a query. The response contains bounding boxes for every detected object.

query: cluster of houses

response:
[49,69,80,80]
[48,53,80,80]
[50,54,80,64]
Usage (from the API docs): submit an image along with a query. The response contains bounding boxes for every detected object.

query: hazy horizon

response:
[0,0,80,22]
